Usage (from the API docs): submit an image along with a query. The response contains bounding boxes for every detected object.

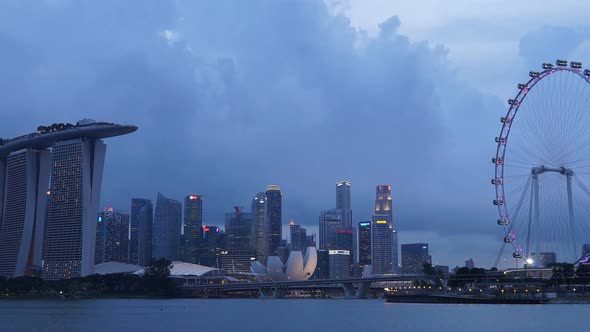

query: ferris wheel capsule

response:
[570,61,583,69]
[529,71,540,78]
[542,63,554,70]
[556,59,568,67]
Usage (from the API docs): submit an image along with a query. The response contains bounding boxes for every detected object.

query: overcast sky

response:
[1,0,590,268]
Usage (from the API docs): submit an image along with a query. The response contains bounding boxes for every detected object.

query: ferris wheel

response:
[493,60,590,268]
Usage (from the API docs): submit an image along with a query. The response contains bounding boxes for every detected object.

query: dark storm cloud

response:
[0,0,504,255]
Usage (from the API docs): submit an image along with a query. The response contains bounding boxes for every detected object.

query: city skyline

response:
[2,1,589,268]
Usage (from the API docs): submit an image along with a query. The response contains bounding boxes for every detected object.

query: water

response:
[0,298,586,332]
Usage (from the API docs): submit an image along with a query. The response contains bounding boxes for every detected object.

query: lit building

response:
[129,198,153,266]
[199,225,223,268]
[95,208,130,264]
[372,185,396,274]
[336,180,352,229]
[0,149,50,278]
[153,192,182,261]
[329,250,350,279]
[319,208,343,250]
[336,229,354,277]
[251,192,267,263]
[183,195,203,264]
[358,221,371,270]
[223,206,255,272]
[401,243,431,274]
[265,185,282,256]
[0,121,135,279]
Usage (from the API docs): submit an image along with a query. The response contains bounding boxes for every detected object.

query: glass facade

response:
[129,198,153,266]
[183,195,203,264]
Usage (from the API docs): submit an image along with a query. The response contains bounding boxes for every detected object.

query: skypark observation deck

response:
[0,121,137,156]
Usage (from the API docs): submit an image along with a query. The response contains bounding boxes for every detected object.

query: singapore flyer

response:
[493,60,590,268]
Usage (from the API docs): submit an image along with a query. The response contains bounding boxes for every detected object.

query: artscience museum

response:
[251,247,317,281]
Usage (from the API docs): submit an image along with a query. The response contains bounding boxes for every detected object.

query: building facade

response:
[129,198,153,266]
[96,208,130,264]
[319,208,343,250]
[43,139,106,279]
[153,192,182,261]
[336,180,352,229]
[183,195,203,264]
[371,185,396,274]
[358,221,371,270]
[265,185,282,257]
[329,250,351,279]
[251,192,267,263]
[401,243,430,274]
[0,149,50,277]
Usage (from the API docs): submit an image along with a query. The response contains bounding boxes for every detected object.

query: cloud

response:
[0,0,509,265]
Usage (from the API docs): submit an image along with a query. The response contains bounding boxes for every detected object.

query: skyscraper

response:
[252,192,267,263]
[153,192,182,261]
[372,184,396,274]
[401,243,430,274]
[319,209,343,250]
[0,149,50,277]
[0,121,136,279]
[43,139,106,279]
[289,220,308,252]
[225,206,255,250]
[265,185,282,256]
[200,225,223,268]
[129,198,153,266]
[358,221,371,269]
[183,195,203,263]
[96,208,130,264]
[336,180,352,229]
[223,206,255,272]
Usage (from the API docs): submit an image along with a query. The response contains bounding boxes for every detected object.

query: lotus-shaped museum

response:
[251,247,317,281]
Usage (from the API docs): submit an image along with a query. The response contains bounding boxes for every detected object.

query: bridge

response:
[177,275,436,299]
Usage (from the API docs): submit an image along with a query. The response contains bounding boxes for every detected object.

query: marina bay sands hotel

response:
[0,120,136,279]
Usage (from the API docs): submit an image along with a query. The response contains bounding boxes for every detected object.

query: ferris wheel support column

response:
[566,172,577,262]
[533,174,541,267]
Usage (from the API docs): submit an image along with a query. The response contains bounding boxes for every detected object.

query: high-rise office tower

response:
[336,180,352,229]
[401,243,430,274]
[265,185,282,256]
[336,229,354,277]
[200,225,223,267]
[95,213,106,264]
[319,209,343,250]
[0,149,50,278]
[225,206,255,250]
[358,221,371,268]
[223,206,255,272]
[251,192,267,263]
[372,185,396,274]
[153,192,182,261]
[371,214,392,274]
[183,195,203,263]
[129,198,153,266]
[96,208,130,263]
[0,121,136,279]
[289,220,309,252]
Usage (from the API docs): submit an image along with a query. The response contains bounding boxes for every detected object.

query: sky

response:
[1,0,590,268]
